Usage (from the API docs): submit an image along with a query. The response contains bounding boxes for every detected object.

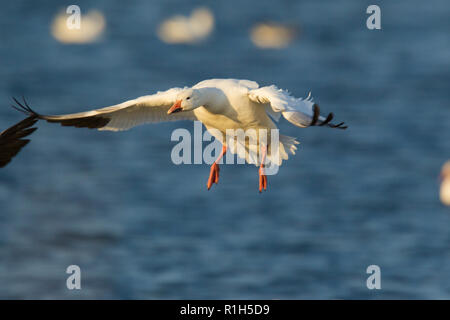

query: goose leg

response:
[207,145,227,190]
[259,146,268,193]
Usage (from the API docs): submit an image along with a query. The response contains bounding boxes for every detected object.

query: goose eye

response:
[186,97,191,100]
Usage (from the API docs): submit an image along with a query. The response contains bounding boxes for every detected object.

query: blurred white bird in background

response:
[157,7,215,44]
[440,161,450,206]
[250,22,298,49]
[51,9,105,44]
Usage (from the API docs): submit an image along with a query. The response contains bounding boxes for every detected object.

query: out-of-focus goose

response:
[440,161,450,206]
[7,79,347,192]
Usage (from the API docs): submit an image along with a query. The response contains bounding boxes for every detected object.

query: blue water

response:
[0,0,450,299]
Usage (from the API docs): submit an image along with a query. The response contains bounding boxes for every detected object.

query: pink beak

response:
[167,100,182,114]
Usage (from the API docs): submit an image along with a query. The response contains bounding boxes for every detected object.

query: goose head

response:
[168,88,202,114]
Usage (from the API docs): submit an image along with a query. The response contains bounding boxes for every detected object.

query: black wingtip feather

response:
[319,112,334,126]
[11,96,40,118]
[329,122,347,130]
[309,103,347,130]
[310,104,320,126]
[0,114,39,168]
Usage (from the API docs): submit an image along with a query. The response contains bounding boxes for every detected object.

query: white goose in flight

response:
[5,78,346,192]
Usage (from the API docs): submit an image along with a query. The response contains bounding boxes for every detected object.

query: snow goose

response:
[440,161,450,206]
[7,79,346,192]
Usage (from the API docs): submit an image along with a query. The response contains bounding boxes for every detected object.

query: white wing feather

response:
[248,85,346,129]
[36,87,197,132]
[248,85,316,127]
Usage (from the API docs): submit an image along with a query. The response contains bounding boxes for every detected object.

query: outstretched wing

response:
[248,85,347,129]
[0,116,38,168]
[13,88,197,132]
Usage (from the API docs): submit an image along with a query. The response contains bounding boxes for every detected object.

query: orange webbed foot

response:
[259,167,267,193]
[207,162,220,190]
